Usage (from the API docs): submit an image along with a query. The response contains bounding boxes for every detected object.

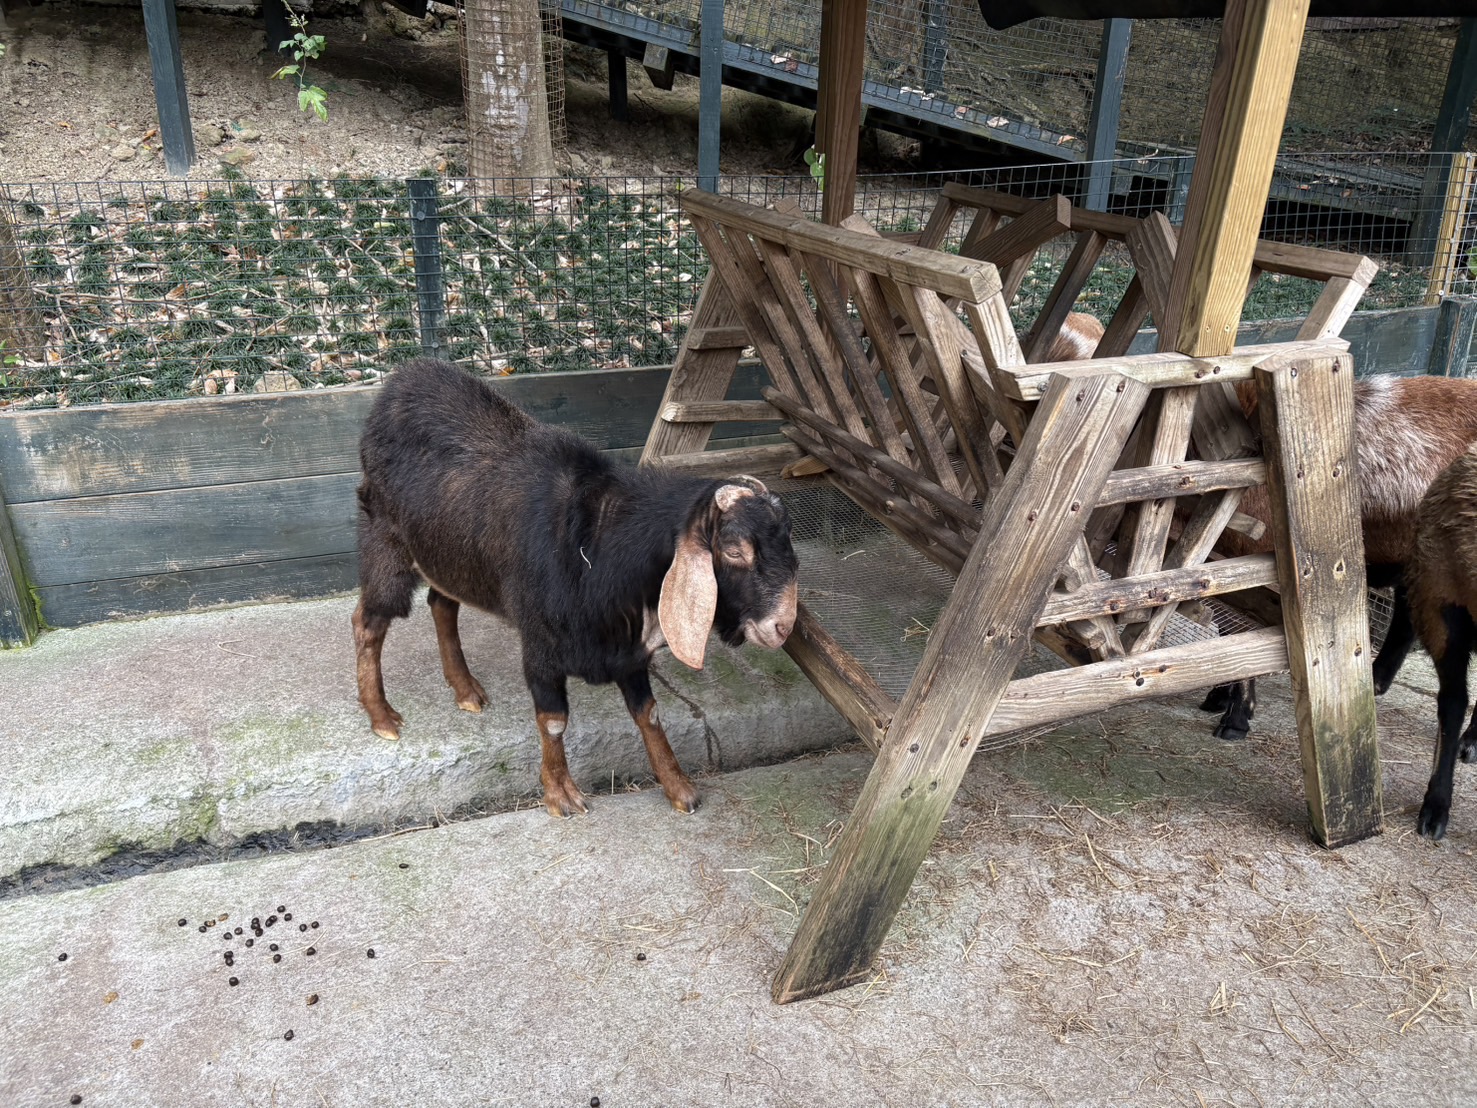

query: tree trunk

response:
[460,0,556,191]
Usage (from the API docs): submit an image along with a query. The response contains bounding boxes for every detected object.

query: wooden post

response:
[607,49,629,123]
[922,0,948,94]
[771,370,1151,1003]
[407,178,446,360]
[1162,0,1310,357]
[697,0,724,192]
[1254,351,1381,847]
[816,0,867,225]
[140,0,196,177]
[0,476,40,647]
[1083,19,1132,213]
[1422,152,1477,307]
[1410,19,1477,268]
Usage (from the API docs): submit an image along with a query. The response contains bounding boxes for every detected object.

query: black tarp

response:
[976,2,1477,29]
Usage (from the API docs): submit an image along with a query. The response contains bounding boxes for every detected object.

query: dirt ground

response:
[0,2,918,185]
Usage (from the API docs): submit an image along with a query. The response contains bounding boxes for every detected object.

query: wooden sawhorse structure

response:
[640,181,1382,1003]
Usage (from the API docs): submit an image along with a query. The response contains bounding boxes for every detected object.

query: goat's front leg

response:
[353,600,404,740]
[1211,678,1256,742]
[1372,582,1415,696]
[427,588,488,712]
[1419,637,1472,840]
[618,668,699,814]
[526,672,588,818]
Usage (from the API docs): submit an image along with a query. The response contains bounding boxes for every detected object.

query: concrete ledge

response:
[0,595,851,879]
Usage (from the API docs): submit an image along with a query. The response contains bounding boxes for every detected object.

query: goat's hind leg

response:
[354,499,419,739]
[427,588,488,712]
[618,668,699,814]
[1211,679,1256,742]
[1371,574,1415,696]
[1418,606,1476,840]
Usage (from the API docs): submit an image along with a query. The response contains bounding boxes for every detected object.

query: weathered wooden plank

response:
[1125,212,1179,328]
[1099,458,1266,506]
[646,441,802,477]
[660,400,781,424]
[680,191,999,304]
[11,473,362,588]
[2,361,776,505]
[963,195,1072,270]
[1057,538,1125,659]
[1115,385,1199,619]
[1426,295,1477,379]
[1039,552,1278,625]
[1096,275,1152,359]
[782,602,896,752]
[1129,485,1247,654]
[984,627,1288,736]
[1001,338,1348,401]
[35,552,359,630]
[1162,0,1312,355]
[1424,152,1477,307]
[1255,350,1381,847]
[0,475,40,645]
[771,369,1150,1004]
[1296,261,1379,341]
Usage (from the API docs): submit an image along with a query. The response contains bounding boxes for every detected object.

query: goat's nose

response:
[774,619,792,642]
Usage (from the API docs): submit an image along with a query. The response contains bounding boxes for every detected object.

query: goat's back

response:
[1225,374,1477,566]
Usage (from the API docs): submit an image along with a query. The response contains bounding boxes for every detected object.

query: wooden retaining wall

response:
[0,299,1472,643]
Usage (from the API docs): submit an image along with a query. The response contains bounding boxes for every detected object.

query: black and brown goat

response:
[1412,441,1477,840]
[1202,374,1477,742]
[352,359,799,817]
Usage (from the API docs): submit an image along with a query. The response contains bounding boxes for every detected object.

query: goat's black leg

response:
[1460,700,1477,764]
[1212,679,1256,742]
[526,670,586,818]
[353,499,419,740]
[427,587,488,713]
[1417,607,1476,839]
[1200,684,1234,714]
[617,667,699,814]
[1373,580,1416,696]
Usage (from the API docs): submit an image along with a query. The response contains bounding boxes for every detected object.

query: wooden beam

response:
[1254,351,1381,847]
[815,0,867,225]
[1038,553,1278,626]
[771,369,1150,1004]
[1423,152,1477,307]
[1001,337,1348,401]
[986,626,1288,737]
[1425,294,1477,379]
[607,49,630,122]
[648,441,801,476]
[1410,19,1477,267]
[1159,0,1311,356]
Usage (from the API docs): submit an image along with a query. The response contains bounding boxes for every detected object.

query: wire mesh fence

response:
[1,151,1473,408]
[457,0,566,179]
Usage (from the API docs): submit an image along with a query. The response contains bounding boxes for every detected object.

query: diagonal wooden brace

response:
[771,369,1152,1004]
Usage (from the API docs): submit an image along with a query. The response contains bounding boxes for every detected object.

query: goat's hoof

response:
[1417,801,1450,841]
[454,679,488,713]
[1212,721,1249,742]
[543,781,590,819]
[369,706,404,741]
[1372,672,1395,697]
[665,780,700,814]
[1461,740,1477,764]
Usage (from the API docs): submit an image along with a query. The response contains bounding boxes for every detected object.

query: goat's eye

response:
[722,544,753,565]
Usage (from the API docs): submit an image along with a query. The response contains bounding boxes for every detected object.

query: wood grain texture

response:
[680,191,999,303]
[1164,0,1313,356]
[1038,552,1278,625]
[1025,230,1107,364]
[1001,338,1349,401]
[771,369,1150,1004]
[816,0,867,225]
[1098,457,1267,506]
[985,626,1288,736]
[963,194,1072,268]
[1254,351,1382,847]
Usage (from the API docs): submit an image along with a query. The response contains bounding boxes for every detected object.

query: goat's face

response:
[658,477,798,669]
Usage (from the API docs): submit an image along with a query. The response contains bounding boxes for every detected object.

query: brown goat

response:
[1411,441,1477,840]
[1204,374,1477,741]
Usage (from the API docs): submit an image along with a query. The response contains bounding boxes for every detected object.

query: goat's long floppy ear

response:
[659,523,718,669]
[659,484,755,668]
